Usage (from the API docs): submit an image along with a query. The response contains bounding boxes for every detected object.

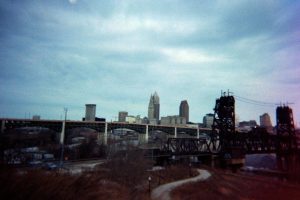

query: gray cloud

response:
[0,0,299,125]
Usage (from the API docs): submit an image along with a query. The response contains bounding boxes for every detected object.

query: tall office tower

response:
[148,92,160,122]
[118,111,128,122]
[260,113,272,127]
[85,104,96,121]
[179,100,189,123]
[203,113,214,128]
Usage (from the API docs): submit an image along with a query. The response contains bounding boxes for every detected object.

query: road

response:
[63,159,105,174]
[151,169,211,200]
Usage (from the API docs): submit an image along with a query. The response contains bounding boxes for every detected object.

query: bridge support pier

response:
[60,121,66,145]
[97,131,101,143]
[197,128,200,139]
[59,121,66,167]
[174,127,177,138]
[210,155,216,168]
[104,122,108,145]
[145,125,149,143]
[138,125,149,144]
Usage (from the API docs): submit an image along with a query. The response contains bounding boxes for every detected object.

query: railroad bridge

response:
[158,92,298,169]
[0,92,298,169]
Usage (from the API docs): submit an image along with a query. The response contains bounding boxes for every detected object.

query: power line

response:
[234,95,277,107]
[235,98,275,107]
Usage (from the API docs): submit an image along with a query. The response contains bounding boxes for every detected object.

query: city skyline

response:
[0,1,299,126]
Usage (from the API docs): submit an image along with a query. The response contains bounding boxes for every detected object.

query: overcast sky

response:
[0,0,299,125]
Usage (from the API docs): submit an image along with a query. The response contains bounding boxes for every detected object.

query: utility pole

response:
[64,108,68,121]
[60,108,68,168]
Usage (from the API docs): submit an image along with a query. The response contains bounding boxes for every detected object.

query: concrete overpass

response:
[0,118,212,145]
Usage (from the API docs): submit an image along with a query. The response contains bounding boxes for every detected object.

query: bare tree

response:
[105,145,153,188]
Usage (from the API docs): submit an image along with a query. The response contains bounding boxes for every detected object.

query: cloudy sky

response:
[0,0,299,125]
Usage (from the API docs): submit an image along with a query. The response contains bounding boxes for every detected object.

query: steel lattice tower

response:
[210,92,236,153]
[276,106,297,154]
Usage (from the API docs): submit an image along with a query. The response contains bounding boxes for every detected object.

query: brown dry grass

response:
[0,168,130,200]
[0,163,197,200]
[3,163,300,200]
[172,167,300,200]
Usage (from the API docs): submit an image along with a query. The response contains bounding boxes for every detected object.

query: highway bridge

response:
[0,118,212,145]
[0,92,298,169]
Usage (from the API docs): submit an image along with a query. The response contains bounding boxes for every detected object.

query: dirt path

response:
[151,169,211,200]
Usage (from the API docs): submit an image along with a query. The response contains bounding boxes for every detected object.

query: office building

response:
[148,92,160,123]
[179,100,189,123]
[260,113,273,133]
[85,104,96,121]
[161,115,186,125]
[238,120,258,132]
[118,111,128,122]
[203,113,214,128]
[260,113,272,127]
[239,120,257,128]
[125,116,136,123]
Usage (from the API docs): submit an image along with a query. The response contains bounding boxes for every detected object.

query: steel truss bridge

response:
[158,93,298,169]
[0,93,298,166]
[158,130,279,157]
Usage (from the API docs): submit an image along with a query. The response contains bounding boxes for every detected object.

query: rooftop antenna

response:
[227,89,233,96]
[221,89,233,96]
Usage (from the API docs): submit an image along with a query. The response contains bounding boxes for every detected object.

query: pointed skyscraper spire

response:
[148,91,160,124]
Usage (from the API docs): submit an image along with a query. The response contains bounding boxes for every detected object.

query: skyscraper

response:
[203,113,214,128]
[118,111,128,122]
[260,113,273,133]
[85,104,96,121]
[148,92,160,123]
[260,113,272,127]
[179,100,189,123]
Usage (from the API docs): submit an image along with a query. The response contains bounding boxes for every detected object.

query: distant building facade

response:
[142,117,149,124]
[203,113,214,128]
[238,120,258,132]
[125,115,147,124]
[260,113,273,133]
[185,123,199,128]
[260,113,272,127]
[161,115,186,126]
[32,115,41,120]
[135,115,149,124]
[135,115,142,124]
[82,117,105,122]
[118,111,128,122]
[239,120,257,128]
[85,104,96,121]
[148,92,160,124]
[125,116,136,123]
[179,100,189,123]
